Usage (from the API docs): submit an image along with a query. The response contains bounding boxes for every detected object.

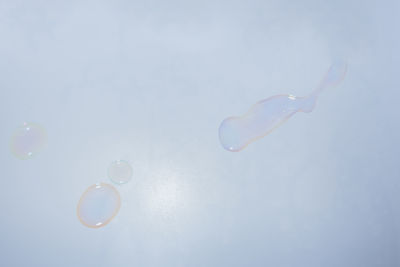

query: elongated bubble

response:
[219,62,347,152]
[77,183,121,228]
[318,60,348,89]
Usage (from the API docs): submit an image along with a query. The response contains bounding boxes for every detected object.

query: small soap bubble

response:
[108,160,132,185]
[219,62,347,152]
[10,122,47,159]
[77,183,121,228]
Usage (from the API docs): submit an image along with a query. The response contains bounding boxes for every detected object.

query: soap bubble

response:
[219,62,347,152]
[77,183,121,228]
[108,160,133,185]
[10,122,47,159]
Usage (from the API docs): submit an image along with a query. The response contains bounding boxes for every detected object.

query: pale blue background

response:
[0,0,399,266]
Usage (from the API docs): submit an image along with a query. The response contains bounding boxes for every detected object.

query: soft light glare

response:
[144,166,191,221]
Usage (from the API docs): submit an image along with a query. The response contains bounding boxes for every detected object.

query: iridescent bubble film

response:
[108,160,133,185]
[10,122,47,159]
[77,183,121,228]
[219,62,347,152]
[318,60,348,89]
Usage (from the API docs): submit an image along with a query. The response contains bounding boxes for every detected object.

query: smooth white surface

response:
[0,0,399,266]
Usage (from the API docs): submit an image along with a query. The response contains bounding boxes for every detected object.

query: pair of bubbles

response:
[77,160,133,228]
[10,122,132,228]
